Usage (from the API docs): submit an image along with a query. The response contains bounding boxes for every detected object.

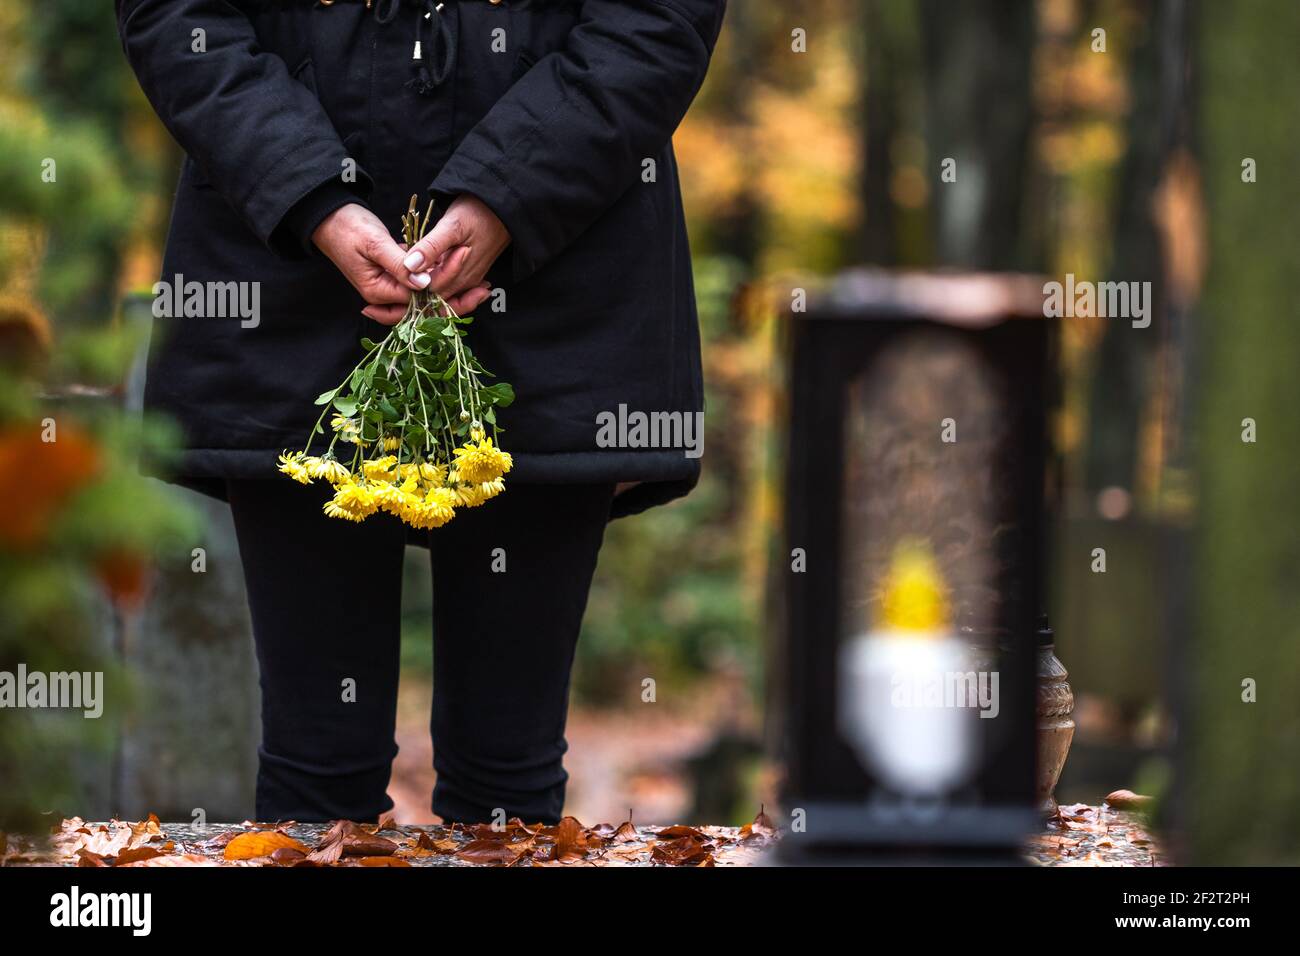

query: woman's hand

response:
[397,194,509,316]
[312,203,423,325]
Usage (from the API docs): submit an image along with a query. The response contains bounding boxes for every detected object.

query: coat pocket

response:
[510,48,537,82]
[291,54,318,95]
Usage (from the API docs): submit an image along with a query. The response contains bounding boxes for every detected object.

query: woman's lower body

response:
[226,477,615,825]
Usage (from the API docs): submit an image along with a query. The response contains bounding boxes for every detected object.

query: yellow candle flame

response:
[878,539,950,632]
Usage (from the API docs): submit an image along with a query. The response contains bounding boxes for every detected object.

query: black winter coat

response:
[115,0,725,518]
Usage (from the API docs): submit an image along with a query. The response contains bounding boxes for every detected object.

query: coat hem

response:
[143,446,701,520]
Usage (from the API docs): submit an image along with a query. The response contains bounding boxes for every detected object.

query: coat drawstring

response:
[373,0,403,24]
[322,0,458,97]
[400,0,455,96]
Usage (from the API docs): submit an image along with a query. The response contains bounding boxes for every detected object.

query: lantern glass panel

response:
[837,330,1009,799]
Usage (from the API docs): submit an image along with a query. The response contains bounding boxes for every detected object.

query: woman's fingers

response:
[398,213,466,284]
[361,303,408,325]
[427,245,474,298]
[443,282,492,316]
[363,267,415,306]
[365,228,429,291]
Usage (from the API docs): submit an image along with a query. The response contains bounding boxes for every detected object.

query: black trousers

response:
[226,478,614,825]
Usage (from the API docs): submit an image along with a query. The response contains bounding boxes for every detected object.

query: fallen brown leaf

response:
[306,820,399,863]
[457,839,526,866]
[77,849,109,867]
[114,843,173,866]
[270,847,308,865]
[550,816,587,862]
[224,831,309,861]
[1104,789,1152,811]
[655,825,707,840]
[651,835,714,866]
[739,805,778,844]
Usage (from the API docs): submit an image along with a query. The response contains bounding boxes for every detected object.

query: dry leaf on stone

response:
[128,814,164,848]
[114,843,174,866]
[651,835,714,866]
[224,831,309,861]
[612,815,639,845]
[549,816,588,862]
[456,839,526,866]
[739,806,778,844]
[1104,789,1152,811]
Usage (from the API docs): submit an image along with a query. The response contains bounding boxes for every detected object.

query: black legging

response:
[226,478,614,825]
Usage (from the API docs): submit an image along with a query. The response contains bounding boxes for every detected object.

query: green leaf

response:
[333,396,358,417]
[483,382,515,407]
[314,388,338,406]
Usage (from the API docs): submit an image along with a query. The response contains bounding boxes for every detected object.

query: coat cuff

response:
[277,180,367,257]
[430,157,536,283]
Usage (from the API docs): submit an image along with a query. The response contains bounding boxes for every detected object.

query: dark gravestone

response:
[114,492,259,822]
[106,294,259,821]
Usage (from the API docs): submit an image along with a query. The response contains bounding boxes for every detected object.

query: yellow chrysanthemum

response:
[305,456,351,484]
[401,486,456,529]
[452,435,513,484]
[369,480,406,516]
[878,540,950,632]
[277,451,313,485]
[362,455,398,481]
[381,435,403,452]
[326,479,378,521]
[323,499,366,522]
[455,477,506,508]
[418,461,448,485]
[331,416,362,444]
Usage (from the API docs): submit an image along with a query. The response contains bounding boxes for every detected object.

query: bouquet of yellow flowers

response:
[278,196,514,529]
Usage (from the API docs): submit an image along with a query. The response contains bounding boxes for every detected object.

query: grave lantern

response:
[774,270,1057,862]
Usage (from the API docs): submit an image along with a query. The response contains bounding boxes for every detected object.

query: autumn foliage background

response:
[2,1,1298,863]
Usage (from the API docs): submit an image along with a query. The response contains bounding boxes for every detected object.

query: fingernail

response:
[411,272,431,289]
[403,251,425,271]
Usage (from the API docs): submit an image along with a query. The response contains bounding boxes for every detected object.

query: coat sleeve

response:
[430,0,727,282]
[115,0,369,257]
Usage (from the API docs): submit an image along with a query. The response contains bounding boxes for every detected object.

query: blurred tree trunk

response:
[1189,0,1300,864]
[1084,2,1189,496]
[858,1,899,265]
[917,0,1036,270]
